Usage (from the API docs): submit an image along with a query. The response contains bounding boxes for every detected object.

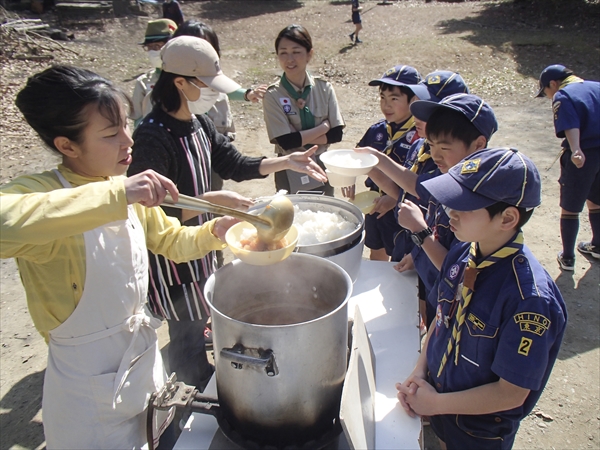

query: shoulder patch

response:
[514,312,550,336]
[511,254,540,300]
[552,101,561,114]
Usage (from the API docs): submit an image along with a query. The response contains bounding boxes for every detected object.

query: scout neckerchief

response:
[437,231,524,377]
[280,73,315,130]
[385,116,416,156]
[559,75,584,90]
[399,140,431,203]
[410,141,431,173]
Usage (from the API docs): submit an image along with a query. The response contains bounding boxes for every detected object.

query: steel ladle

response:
[162,193,295,245]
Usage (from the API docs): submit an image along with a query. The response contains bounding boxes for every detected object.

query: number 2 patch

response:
[518,337,533,356]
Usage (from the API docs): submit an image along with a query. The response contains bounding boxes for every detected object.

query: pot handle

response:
[220,344,279,377]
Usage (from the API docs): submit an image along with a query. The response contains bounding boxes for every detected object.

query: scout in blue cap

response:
[390,72,471,328]
[343,65,423,261]
[397,147,567,450]
[536,64,600,270]
[354,93,498,328]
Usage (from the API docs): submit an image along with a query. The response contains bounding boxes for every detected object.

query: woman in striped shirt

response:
[128,36,326,392]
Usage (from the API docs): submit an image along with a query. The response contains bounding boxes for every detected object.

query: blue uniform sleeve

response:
[491,259,567,391]
[553,91,581,138]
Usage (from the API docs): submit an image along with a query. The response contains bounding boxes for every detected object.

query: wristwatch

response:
[410,227,433,247]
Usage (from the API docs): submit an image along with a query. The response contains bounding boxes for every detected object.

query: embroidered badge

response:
[406,130,416,142]
[436,304,443,328]
[552,101,561,114]
[376,132,384,142]
[513,312,550,336]
[518,337,533,356]
[461,159,480,173]
[467,313,485,331]
[448,264,460,280]
[427,75,441,84]
[280,97,294,114]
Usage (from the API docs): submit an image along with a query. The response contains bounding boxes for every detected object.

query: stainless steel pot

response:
[251,194,365,281]
[204,254,352,446]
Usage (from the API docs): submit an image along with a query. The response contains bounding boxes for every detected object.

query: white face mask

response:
[185,83,222,115]
[147,50,162,69]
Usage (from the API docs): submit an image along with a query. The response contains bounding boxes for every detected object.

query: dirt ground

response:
[1,0,599,449]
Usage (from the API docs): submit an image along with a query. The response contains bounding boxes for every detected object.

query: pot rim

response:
[204,254,353,328]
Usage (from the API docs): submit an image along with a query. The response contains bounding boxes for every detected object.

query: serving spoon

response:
[162,193,294,245]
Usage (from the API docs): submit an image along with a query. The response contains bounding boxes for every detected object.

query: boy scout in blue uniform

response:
[354,65,422,260]
[392,70,471,263]
[536,64,600,270]
[349,0,363,44]
[397,148,567,450]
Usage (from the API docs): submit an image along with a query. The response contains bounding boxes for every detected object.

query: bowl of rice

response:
[319,150,378,177]
[225,222,298,266]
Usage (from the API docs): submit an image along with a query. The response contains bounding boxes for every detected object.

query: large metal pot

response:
[204,254,352,446]
[252,194,365,281]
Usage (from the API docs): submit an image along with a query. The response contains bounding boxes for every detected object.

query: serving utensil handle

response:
[163,193,270,226]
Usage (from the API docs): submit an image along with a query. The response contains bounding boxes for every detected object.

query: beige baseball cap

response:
[160,36,240,94]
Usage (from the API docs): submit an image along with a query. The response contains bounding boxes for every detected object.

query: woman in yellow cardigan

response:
[0,65,237,449]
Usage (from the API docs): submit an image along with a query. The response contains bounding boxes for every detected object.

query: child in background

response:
[131,19,177,128]
[347,65,422,261]
[535,64,600,271]
[397,148,567,450]
[349,0,363,44]
[357,93,498,325]
[162,0,184,26]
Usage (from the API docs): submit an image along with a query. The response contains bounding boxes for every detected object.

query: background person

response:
[128,36,327,395]
[535,64,600,271]
[162,0,184,26]
[1,65,237,450]
[263,24,345,196]
[131,19,178,128]
[349,0,363,44]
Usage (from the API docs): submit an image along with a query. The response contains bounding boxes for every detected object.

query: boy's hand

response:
[396,377,439,417]
[571,148,586,168]
[369,194,396,218]
[393,253,414,273]
[398,200,427,232]
[354,146,382,160]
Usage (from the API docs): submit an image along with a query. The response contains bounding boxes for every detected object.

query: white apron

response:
[42,171,173,449]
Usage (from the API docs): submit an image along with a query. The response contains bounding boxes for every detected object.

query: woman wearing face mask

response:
[128,36,327,394]
[263,24,346,196]
[131,19,178,128]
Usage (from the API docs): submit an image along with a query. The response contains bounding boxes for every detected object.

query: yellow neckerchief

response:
[559,75,584,90]
[437,231,524,377]
[410,140,431,173]
[385,116,416,156]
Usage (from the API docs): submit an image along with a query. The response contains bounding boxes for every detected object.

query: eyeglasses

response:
[143,42,165,52]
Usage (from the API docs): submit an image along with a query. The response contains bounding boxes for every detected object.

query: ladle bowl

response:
[162,193,295,246]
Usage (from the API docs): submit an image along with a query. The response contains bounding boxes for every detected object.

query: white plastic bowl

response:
[325,169,356,188]
[225,222,298,266]
[319,150,378,177]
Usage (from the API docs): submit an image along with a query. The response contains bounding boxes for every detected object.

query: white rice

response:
[293,205,357,245]
[326,153,364,168]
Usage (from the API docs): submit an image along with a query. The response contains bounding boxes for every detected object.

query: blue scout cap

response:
[421,148,542,211]
[409,93,498,141]
[421,70,470,102]
[368,65,426,96]
[535,64,571,98]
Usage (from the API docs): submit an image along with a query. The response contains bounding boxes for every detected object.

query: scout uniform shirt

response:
[552,77,600,151]
[427,239,567,434]
[263,72,345,156]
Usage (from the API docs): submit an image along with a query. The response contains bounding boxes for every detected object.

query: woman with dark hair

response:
[263,24,346,195]
[1,65,238,449]
[128,36,326,394]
